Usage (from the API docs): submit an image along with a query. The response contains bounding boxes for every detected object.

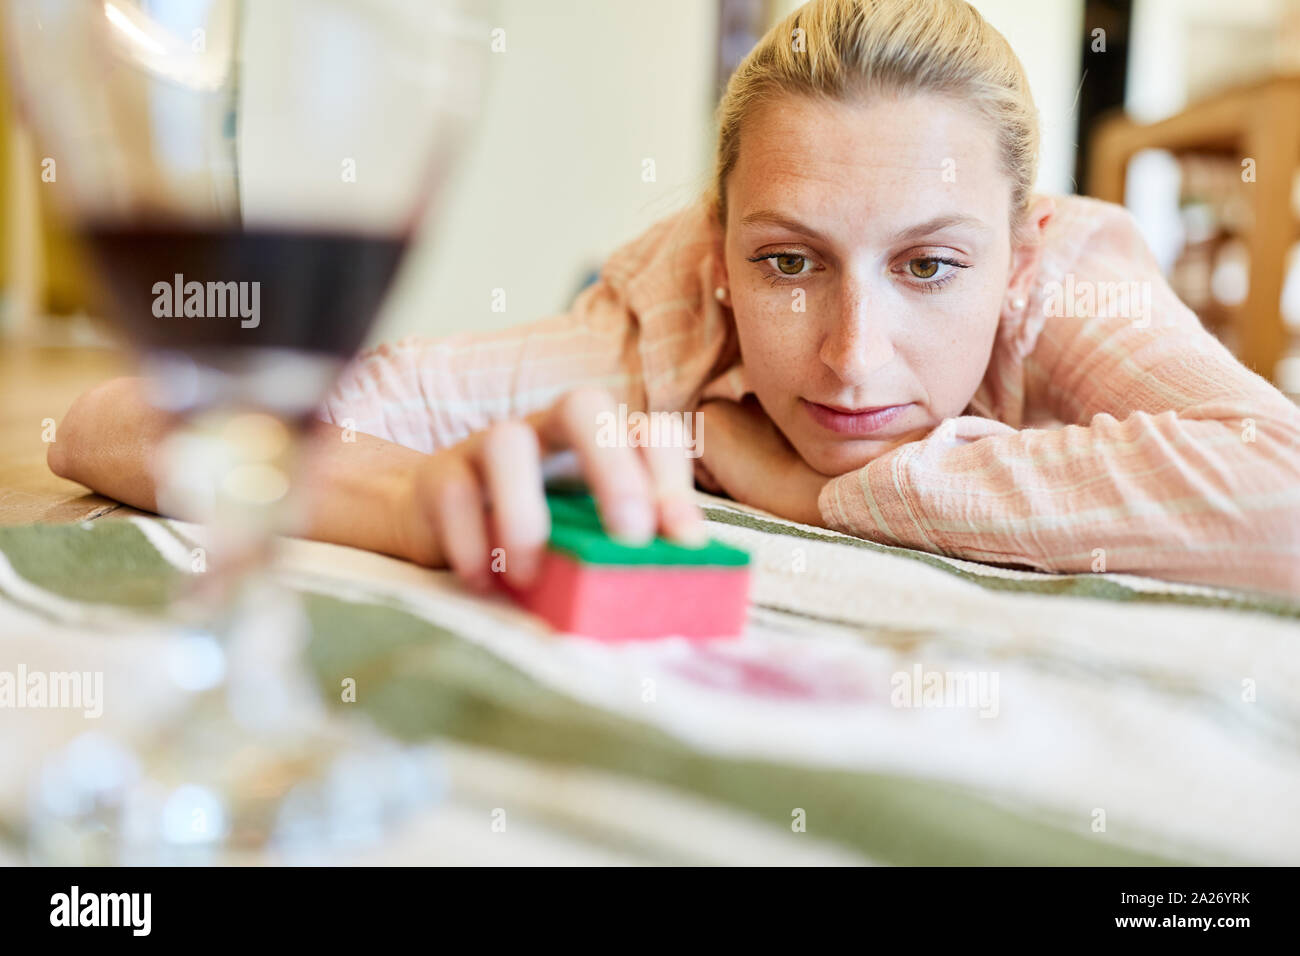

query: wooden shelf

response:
[1087,74,1300,382]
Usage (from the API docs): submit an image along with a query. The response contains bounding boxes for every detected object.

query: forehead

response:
[728,92,1009,228]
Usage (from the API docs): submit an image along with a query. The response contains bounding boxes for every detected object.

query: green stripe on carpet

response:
[301,592,1201,866]
[0,521,180,609]
[702,505,1300,620]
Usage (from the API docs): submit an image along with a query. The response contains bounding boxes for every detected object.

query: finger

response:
[637,417,707,546]
[418,452,492,592]
[539,387,655,543]
[476,420,550,589]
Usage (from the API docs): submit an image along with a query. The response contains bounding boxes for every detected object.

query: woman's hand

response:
[394,386,707,592]
[695,396,827,526]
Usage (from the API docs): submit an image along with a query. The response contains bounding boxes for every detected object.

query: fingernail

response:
[607,499,654,543]
[663,499,708,547]
[670,519,708,547]
[508,551,539,588]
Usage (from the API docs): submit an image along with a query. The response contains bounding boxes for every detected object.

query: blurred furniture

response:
[1088,74,1300,383]
[0,345,136,524]
[0,26,92,339]
[716,0,773,97]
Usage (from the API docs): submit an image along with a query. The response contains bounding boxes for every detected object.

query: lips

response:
[801,399,913,437]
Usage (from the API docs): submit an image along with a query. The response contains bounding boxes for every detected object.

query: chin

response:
[793,435,895,477]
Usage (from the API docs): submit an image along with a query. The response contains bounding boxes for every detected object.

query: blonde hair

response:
[709,0,1040,238]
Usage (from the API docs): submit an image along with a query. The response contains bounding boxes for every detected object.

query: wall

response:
[371,0,720,344]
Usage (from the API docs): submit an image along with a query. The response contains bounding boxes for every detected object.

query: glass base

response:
[26,576,445,865]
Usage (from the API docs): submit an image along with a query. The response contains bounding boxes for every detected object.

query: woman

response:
[50,0,1300,596]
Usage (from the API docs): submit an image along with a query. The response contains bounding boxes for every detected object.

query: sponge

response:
[499,488,750,641]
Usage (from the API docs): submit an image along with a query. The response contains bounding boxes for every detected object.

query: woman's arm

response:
[50,373,707,591]
[48,375,429,561]
[49,207,725,583]
[813,204,1300,596]
[52,257,653,521]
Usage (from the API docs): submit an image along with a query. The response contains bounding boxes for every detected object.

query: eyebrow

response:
[738,210,990,243]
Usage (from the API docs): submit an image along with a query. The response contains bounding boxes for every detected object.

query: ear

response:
[1006,195,1055,307]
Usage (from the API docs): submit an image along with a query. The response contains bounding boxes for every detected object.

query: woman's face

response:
[720,91,1038,476]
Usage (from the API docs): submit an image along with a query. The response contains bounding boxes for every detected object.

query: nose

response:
[819,278,895,383]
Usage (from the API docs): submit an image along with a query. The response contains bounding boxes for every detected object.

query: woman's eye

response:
[775,254,807,275]
[907,258,941,279]
[745,250,816,282]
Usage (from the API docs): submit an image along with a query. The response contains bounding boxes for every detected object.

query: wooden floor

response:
[0,344,142,525]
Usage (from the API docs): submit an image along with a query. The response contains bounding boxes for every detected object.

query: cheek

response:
[900,285,1003,414]
[730,292,813,385]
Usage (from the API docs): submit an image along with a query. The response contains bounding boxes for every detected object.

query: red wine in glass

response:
[84,224,410,360]
[6,0,495,863]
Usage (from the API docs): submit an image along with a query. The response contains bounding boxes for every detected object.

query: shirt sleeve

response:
[816,201,1300,596]
[314,276,646,454]
[313,196,736,454]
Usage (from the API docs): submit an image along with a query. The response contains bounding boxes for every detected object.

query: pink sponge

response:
[500,491,750,641]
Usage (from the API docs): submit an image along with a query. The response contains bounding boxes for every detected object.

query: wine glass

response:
[5,0,494,862]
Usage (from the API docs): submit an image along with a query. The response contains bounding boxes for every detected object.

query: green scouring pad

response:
[499,485,751,640]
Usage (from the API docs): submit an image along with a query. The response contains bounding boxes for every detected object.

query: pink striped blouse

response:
[318,194,1300,597]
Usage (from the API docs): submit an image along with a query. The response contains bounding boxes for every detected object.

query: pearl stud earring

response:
[714,286,728,302]
[1011,296,1026,311]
